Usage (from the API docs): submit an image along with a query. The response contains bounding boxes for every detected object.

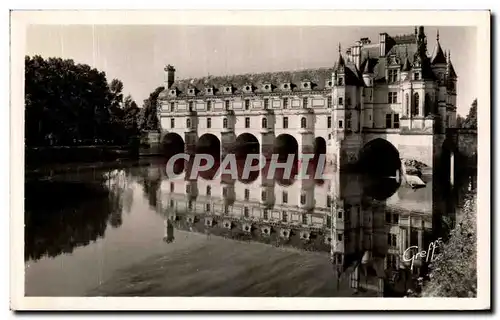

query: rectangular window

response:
[282,191,288,204]
[222,187,227,197]
[414,72,420,81]
[327,116,332,128]
[303,97,308,108]
[170,118,175,128]
[393,214,399,224]
[207,101,212,111]
[326,215,332,227]
[328,134,331,140]
[388,69,398,83]
[327,195,332,208]
[338,120,343,129]
[302,214,308,224]
[300,194,306,205]
[244,189,250,200]
[170,102,175,112]
[169,199,174,208]
[283,117,289,129]
[338,210,343,219]
[264,98,269,109]
[283,98,288,109]
[327,96,332,108]
[207,117,211,129]
[206,203,211,212]
[388,92,398,104]
[188,200,193,210]
[338,77,344,86]
[393,113,400,129]
[223,205,229,214]
[170,182,174,192]
[206,186,211,196]
[282,212,288,222]
[244,207,249,217]
[263,209,269,220]
[244,99,250,110]
[188,101,193,111]
[186,185,191,194]
[347,119,351,129]
[261,190,267,201]
[338,97,343,105]
[245,117,250,128]
[337,233,343,242]
[386,114,392,128]
[225,100,230,110]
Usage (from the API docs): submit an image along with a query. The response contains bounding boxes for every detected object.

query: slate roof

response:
[159,67,336,99]
[431,41,447,65]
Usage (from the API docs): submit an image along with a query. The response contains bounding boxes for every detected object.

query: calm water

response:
[24,158,474,297]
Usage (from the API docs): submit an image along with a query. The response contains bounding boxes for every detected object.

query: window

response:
[283,97,288,109]
[300,117,307,128]
[169,199,174,208]
[327,195,331,208]
[414,72,420,81]
[338,97,343,105]
[263,209,269,220]
[405,93,410,116]
[282,212,288,222]
[282,191,288,204]
[338,210,343,219]
[261,191,267,201]
[283,117,289,129]
[207,118,211,128]
[338,120,343,129]
[300,194,306,205]
[346,97,351,107]
[206,186,211,196]
[264,98,269,109]
[338,77,344,86]
[186,185,191,193]
[244,207,249,217]
[188,201,193,210]
[170,182,174,192]
[206,203,211,212]
[225,100,230,110]
[326,215,332,227]
[245,117,250,128]
[170,102,175,112]
[186,119,191,128]
[346,119,351,129]
[337,233,343,242]
[188,101,193,111]
[303,97,308,108]
[222,187,227,197]
[387,234,397,247]
[262,118,267,129]
[424,94,432,116]
[245,99,250,110]
[207,101,212,111]
[170,118,175,128]
[327,116,332,128]
[388,92,398,104]
[223,205,229,214]
[388,69,398,83]
[386,114,392,128]
[302,214,308,224]
[244,189,250,200]
[328,134,331,140]
[327,96,332,107]
[393,214,399,224]
[393,114,400,129]
[223,118,228,128]
[413,93,420,116]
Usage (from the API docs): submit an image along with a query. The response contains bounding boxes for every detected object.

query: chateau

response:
[156,26,458,174]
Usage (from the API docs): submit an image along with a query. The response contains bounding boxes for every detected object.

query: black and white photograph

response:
[9,10,490,311]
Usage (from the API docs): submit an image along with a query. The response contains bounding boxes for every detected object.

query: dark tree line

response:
[25,55,162,148]
[456,99,477,129]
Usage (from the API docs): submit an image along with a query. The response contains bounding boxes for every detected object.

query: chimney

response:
[164,64,176,89]
[379,33,387,57]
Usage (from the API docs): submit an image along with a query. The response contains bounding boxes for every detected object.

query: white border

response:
[10,10,491,311]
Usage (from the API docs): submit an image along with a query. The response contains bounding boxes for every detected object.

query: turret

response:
[400,46,412,81]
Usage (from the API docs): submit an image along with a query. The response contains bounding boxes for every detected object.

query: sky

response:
[26,25,477,116]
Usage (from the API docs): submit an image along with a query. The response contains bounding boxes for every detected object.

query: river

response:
[24,157,475,297]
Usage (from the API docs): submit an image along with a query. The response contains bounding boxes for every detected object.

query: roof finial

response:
[448,50,451,61]
[338,43,341,54]
[436,29,440,41]
[405,45,409,57]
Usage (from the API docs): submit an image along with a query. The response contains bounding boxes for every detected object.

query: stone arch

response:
[196,133,221,162]
[234,133,260,160]
[273,134,299,162]
[358,138,401,177]
[162,132,185,158]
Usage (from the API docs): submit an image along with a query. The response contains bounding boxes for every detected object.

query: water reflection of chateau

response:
[154,164,437,297]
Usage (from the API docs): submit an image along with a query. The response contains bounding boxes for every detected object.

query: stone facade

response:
[157,26,460,171]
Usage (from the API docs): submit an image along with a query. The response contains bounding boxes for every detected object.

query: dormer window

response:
[302,81,311,90]
[282,82,291,91]
[243,84,253,93]
[326,80,333,87]
[224,86,233,94]
[188,88,196,96]
[262,83,272,92]
[169,89,177,97]
[205,87,213,95]
[338,77,344,86]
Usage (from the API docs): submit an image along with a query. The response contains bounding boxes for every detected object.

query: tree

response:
[462,99,477,129]
[138,86,164,132]
[456,114,465,128]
